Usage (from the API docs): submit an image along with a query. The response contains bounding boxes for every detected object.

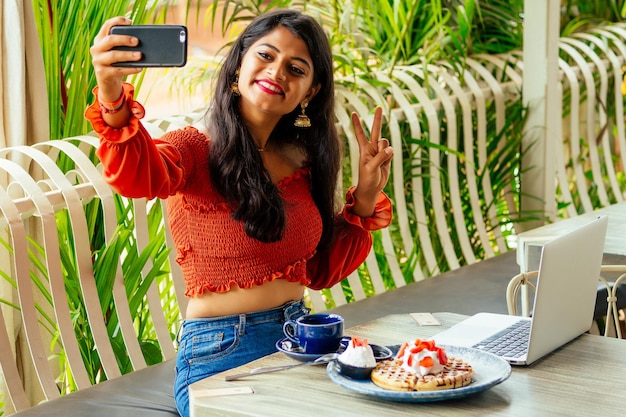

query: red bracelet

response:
[99,90,126,114]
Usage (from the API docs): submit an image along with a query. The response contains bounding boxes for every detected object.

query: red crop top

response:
[85,83,393,296]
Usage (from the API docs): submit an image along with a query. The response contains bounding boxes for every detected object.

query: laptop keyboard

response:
[472,320,531,358]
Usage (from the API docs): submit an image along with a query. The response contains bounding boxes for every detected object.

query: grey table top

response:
[329,251,518,328]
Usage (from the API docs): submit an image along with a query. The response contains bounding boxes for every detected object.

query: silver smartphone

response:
[110,25,188,67]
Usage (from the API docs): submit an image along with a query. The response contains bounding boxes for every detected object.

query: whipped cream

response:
[395,339,448,376]
[338,337,376,368]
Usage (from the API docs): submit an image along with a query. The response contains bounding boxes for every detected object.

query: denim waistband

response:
[178,299,307,340]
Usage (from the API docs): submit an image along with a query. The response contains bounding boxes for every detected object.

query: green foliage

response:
[350,0,444,71]
[1,196,173,393]
[471,0,524,54]
[561,0,626,35]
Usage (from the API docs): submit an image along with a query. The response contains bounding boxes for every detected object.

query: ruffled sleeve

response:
[84,83,144,143]
[306,187,393,290]
[342,187,393,230]
[85,83,193,199]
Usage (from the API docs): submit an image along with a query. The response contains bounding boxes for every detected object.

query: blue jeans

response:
[174,299,309,417]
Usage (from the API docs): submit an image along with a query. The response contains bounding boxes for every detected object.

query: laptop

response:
[433,215,608,365]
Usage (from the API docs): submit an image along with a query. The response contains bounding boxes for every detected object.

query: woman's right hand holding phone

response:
[90,17,144,126]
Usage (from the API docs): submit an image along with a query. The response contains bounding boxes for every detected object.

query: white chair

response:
[506,266,626,338]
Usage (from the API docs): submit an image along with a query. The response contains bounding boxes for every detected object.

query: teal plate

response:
[326,345,511,402]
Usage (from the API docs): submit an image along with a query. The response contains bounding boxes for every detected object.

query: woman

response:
[87,9,393,417]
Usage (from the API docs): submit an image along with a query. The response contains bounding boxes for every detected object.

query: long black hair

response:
[207,9,340,248]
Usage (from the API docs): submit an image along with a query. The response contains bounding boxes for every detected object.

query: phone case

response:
[111,25,188,67]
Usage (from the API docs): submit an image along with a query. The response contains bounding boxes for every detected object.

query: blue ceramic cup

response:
[282,313,344,354]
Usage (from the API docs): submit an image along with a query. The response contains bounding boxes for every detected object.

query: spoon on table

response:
[224,352,338,381]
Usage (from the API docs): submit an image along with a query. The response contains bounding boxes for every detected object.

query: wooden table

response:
[189,312,626,417]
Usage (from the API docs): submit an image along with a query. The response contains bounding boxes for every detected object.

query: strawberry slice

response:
[419,356,434,368]
[437,347,448,365]
[396,342,408,359]
[350,336,370,348]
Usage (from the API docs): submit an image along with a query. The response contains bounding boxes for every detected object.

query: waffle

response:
[371,357,473,391]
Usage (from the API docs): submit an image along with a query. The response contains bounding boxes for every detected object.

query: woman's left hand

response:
[350,106,393,217]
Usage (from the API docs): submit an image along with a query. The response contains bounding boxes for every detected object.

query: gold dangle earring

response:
[231,69,241,96]
[294,101,311,128]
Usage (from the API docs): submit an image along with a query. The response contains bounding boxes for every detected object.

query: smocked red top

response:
[85,83,392,297]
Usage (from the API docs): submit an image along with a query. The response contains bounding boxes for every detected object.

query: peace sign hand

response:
[350,106,393,218]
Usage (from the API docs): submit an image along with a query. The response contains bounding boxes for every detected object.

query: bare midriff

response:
[185,279,306,318]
